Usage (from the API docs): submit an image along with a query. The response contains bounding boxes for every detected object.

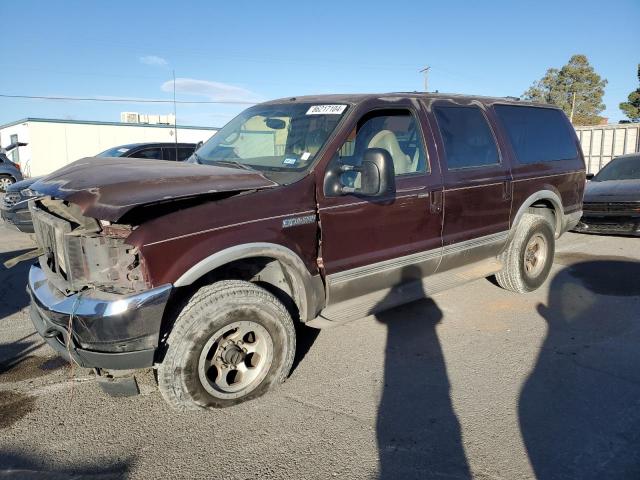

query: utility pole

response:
[569,91,577,123]
[173,69,178,158]
[420,66,431,92]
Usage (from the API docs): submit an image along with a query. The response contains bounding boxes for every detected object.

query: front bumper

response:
[1,205,34,233]
[27,264,172,370]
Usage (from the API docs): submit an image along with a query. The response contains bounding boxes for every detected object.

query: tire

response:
[0,175,15,192]
[158,280,296,410]
[495,212,555,293]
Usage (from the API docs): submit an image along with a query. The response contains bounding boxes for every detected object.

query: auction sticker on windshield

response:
[306,105,347,115]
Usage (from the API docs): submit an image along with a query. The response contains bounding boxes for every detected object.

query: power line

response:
[0,94,256,105]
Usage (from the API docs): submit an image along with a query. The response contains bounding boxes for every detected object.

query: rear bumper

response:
[27,264,172,370]
[562,210,583,235]
[573,215,640,237]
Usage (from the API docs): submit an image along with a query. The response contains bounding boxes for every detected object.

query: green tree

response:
[524,54,607,126]
[619,64,640,122]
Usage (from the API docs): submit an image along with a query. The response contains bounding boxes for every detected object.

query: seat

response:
[367,130,413,175]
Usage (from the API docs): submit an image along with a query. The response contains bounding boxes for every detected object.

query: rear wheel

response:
[495,212,555,293]
[158,280,296,410]
[0,175,14,192]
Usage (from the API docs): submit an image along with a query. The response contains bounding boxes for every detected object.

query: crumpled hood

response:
[31,157,277,222]
[584,179,640,203]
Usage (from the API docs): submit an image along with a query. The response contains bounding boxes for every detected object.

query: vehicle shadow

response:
[519,259,640,480]
[375,266,471,480]
[0,449,133,479]
[0,248,32,320]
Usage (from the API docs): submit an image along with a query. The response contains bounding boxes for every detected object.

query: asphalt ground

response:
[0,220,638,480]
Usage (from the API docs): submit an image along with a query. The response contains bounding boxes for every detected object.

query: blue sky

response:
[2,0,638,127]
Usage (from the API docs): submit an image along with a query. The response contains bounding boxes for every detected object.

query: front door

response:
[316,101,444,321]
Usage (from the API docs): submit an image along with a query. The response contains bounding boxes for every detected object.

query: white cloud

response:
[161,77,260,103]
[140,55,168,67]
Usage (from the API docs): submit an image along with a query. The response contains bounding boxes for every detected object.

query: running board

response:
[309,258,503,327]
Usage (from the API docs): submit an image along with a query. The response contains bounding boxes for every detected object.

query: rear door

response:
[427,100,512,272]
[316,99,444,320]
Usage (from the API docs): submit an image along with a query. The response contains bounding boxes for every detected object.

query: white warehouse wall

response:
[0,119,218,177]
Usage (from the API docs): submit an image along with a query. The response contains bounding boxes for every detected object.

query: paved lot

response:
[0,221,639,480]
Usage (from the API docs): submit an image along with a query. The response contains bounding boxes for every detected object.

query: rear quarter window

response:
[494,105,578,164]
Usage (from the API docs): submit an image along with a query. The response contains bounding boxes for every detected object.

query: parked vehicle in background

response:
[1,178,39,232]
[96,142,197,161]
[0,143,26,191]
[25,93,585,410]
[574,153,640,236]
[1,142,198,232]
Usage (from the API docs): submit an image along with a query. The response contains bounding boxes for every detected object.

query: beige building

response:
[574,123,640,174]
[0,118,218,177]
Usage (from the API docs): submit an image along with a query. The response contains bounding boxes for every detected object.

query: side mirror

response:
[354,148,396,196]
[323,148,396,197]
[585,173,595,181]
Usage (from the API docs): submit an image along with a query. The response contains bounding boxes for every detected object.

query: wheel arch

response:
[173,243,325,322]
[510,190,563,240]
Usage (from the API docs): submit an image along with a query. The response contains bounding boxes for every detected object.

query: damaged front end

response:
[26,197,172,370]
[31,197,147,294]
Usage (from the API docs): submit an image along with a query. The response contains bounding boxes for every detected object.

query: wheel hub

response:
[197,320,274,398]
[222,343,245,366]
[524,233,547,277]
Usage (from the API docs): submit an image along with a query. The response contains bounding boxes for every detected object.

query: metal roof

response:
[263,92,537,106]
[0,117,219,130]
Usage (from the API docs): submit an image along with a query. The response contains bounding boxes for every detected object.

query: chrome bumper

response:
[27,264,172,370]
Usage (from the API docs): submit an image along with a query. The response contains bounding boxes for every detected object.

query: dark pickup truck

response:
[25,93,585,410]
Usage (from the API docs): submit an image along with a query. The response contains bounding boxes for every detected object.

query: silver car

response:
[0,143,25,191]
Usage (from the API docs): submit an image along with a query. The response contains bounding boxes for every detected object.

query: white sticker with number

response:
[306,104,347,115]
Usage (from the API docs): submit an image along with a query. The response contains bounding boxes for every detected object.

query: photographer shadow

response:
[519,258,640,480]
[375,265,471,479]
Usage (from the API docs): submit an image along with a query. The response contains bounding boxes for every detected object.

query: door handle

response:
[429,190,443,214]
[502,180,512,201]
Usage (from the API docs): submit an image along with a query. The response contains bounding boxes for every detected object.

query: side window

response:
[130,147,163,160]
[163,147,177,161]
[434,106,499,170]
[338,109,428,177]
[178,148,195,161]
[494,105,578,164]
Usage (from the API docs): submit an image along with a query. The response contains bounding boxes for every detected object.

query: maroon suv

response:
[26,93,585,410]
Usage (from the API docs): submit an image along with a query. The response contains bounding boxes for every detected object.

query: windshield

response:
[193,102,348,182]
[593,156,640,181]
[97,146,131,157]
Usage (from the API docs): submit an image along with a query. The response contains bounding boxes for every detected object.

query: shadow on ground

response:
[375,266,471,480]
[520,259,640,480]
[0,248,32,320]
[0,450,133,479]
[0,247,66,383]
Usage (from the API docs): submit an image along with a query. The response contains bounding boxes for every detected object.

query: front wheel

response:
[157,280,296,410]
[495,213,555,293]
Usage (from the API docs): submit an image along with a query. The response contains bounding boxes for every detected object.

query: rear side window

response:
[434,106,499,170]
[494,105,578,164]
[178,148,194,161]
[130,147,163,160]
